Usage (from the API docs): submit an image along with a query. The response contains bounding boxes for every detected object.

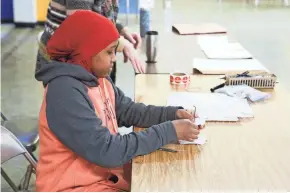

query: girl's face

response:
[91,40,118,78]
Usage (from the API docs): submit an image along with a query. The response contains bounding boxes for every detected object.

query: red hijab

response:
[46,10,119,72]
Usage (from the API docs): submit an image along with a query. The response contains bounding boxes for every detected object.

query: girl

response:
[35,11,200,192]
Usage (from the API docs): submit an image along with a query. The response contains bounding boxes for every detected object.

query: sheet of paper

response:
[195,117,206,126]
[193,58,269,75]
[167,92,253,121]
[200,42,253,59]
[179,135,207,145]
[197,35,229,49]
[225,97,254,118]
[197,34,252,59]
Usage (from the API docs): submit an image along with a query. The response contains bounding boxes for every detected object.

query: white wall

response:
[13,0,37,23]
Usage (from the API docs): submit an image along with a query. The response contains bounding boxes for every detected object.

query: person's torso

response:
[36,78,128,192]
[44,0,118,37]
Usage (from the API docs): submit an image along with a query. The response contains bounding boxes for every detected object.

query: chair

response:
[1,112,39,162]
[37,30,44,45]
[1,126,37,191]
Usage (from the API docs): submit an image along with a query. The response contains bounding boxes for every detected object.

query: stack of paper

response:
[193,58,269,75]
[197,35,229,48]
[167,92,254,122]
[197,35,252,59]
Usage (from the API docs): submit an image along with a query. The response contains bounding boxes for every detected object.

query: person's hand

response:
[123,44,145,73]
[176,109,198,121]
[121,28,142,49]
[172,119,200,142]
[124,32,142,49]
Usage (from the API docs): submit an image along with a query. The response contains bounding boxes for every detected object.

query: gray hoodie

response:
[35,61,181,168]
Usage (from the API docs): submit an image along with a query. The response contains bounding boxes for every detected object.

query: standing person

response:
[36,0,144,83]
[35,10,202,192]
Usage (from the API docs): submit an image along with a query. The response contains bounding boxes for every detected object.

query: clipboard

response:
[172,23,227,35]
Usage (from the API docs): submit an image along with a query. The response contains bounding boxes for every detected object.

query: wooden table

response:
[131,74,290,191]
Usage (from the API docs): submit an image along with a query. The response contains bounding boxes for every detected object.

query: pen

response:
[192,105,196,119]
[192,106,202,130]
[210,83,226,93]
[219,71,250,80]
[158,147,178,153]
[236,71,250,78]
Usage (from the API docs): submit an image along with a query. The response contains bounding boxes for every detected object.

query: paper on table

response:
[202,42,252,59]
[179,135,207,145]
[197,35,252,59]
[197,35,229,49]
[172,23,227,35]
[228,97,254,118]
[193,58,269,75]
[167,92,253,121]
[195,117,206,126]
[179,118,207,145]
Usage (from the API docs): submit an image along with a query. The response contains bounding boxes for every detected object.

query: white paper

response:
[197,35,252,59]
[193,58,269,74]
[197,35,229,48]
[195,117,206,126]
[228,97,254,118]
[204,43,252,59]
[179,118,207,145]
[179,135,207,145]
[167,92,253,121]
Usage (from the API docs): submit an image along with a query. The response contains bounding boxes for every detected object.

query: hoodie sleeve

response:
[113,85,183,128]
[116,23,124,34]
[46,77,178,168]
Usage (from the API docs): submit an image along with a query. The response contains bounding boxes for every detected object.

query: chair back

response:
[37,31,44,45]
[1,126,37,167]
